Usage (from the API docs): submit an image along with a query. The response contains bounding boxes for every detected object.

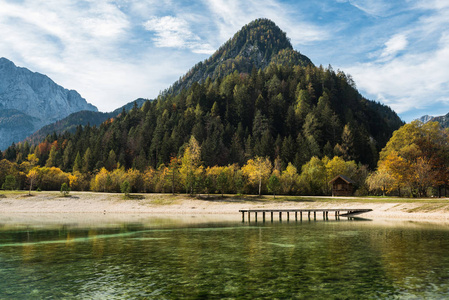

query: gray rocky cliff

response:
[0,58,97,149]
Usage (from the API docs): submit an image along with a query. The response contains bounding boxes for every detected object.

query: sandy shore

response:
[1,192,449,225]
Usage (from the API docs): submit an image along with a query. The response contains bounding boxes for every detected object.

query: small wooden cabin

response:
[329,175,354,196]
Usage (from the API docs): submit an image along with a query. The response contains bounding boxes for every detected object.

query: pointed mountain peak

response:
[228,18,294,53]
[168,19,312,94]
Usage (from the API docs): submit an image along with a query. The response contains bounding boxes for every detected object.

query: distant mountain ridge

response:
[26,98,146,144]
[431,113,449,128]
[0,58,97,149]
[417,115,434,123]
[416,113,449,128]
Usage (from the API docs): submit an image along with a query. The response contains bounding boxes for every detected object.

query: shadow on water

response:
[242,214,372,224]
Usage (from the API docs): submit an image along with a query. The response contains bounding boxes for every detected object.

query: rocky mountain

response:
[166,18,312,94]
[417,113,449,128]
[431,113,449,128]
[26,98,146,144]
[0,57,97,149]
[416,115,434,123]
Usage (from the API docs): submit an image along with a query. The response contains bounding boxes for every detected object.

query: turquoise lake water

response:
[1,216,449,299]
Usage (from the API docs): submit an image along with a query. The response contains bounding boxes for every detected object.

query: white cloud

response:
[380,34,408,59]
[346,33,449,114]
[334,0,449,120]
[143,16,215,54]
[412,0,449,10]
[204,0,330,46]
[337,0,394,16]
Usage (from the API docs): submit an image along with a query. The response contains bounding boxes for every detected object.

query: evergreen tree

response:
[45,146,57,167]
[82,147,92,173]
[73,152,82,173]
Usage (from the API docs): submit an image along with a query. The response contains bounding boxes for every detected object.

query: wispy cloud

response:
[379,34,408,59]
[143,16,215,54]
[346,32,449,115]
[337,0,397,17]
[204,0,330,45]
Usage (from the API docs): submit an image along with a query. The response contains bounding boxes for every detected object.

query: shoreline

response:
[1,191,449,225]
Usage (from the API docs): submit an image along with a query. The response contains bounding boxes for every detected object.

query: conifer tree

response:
[82,147,92,173]
[73,152,82,173]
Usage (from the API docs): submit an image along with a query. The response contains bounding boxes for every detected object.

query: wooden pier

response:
[239,209,372,222]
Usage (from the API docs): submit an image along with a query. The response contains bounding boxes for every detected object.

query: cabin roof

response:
[329,175,355,185]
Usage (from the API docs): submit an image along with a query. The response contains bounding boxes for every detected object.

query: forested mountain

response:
[0,58,97,149]
[25,98,146,144]
[167,19,312,94]
[2,19,403,173]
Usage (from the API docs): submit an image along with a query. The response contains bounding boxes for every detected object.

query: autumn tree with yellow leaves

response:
[241,156,272,196]
[180,136,203,195]
[375,121,449,197]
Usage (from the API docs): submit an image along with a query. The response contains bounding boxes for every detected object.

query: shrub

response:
[2,175,16,190]
[61,183,70,197]
[121,180,131,197]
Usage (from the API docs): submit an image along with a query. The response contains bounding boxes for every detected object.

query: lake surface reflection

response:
[1,216,449,299]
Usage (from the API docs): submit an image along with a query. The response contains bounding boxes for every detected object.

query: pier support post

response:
[255,212,258,222]
[271,211,273,223]
[287,212,290,221]
[242,211,245,222]
[295,211,297,221]
[279,212,282,221]
[263,212,266,222]
[248,212,251,223]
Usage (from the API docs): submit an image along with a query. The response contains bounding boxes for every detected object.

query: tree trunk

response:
[258,178,262,196]
[172,172,175,195]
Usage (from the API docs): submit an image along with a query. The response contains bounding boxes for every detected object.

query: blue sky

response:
[1,0,448,122]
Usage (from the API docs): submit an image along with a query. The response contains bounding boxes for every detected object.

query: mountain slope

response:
[0,58,97,149]
[431,113,449,128]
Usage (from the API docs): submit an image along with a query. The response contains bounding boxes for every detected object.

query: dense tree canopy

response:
[4,63,402,174]
[370,121,449,197]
